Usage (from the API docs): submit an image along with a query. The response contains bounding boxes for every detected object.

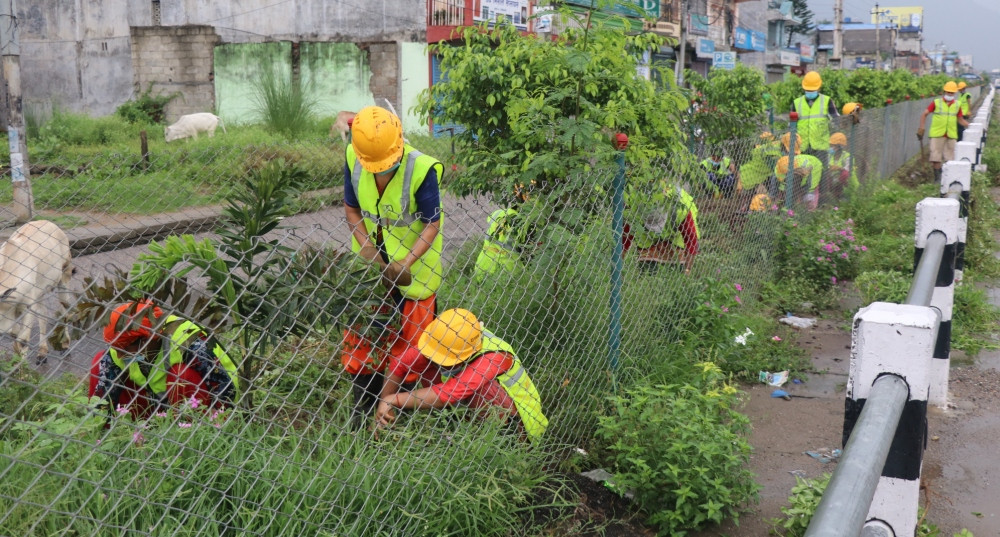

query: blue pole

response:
[785,113,799,210]
[608,133,628,388]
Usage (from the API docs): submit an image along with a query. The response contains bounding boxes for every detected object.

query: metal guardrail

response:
[805,87,994,537]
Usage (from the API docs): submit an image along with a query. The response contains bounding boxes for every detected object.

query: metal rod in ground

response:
[785,114,799,209]
[607,137,627,389]
[804,374,910,537]
[906,231,946,307]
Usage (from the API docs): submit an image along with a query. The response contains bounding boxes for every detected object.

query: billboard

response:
[696,38,715,59]
[871,6,923,31]
[733,27,766,52]
[563,0,658,19]
[474,0,531,30]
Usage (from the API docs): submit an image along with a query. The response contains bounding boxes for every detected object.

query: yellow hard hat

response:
[802,71,823,91]
[830,132,847,146]
[418,308,484,367]
[842,102,861,115]
[350,106,405,173]
[943,81,959,93]
[759,131,775,141]
[957,81,967,90]
[780,132,802,153]
[776,156,792,175]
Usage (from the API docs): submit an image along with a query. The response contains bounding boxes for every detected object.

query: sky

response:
[803,0,1000,72]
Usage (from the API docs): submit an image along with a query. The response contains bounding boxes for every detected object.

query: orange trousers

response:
[341,294,436,382]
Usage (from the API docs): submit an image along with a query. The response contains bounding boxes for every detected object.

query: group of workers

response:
[88,106,549,442]
[918,80,973,183]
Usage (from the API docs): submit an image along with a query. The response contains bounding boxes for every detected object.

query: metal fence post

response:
[608,133,628,388]
[785,112,798,209]
[913,198,960,407]
[879,102,893,179]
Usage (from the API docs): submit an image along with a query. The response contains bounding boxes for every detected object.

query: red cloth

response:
[88,351,220,419]
[679,212,699,256]
[388,346,517,414]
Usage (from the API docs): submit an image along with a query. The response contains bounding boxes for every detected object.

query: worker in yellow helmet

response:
[377,308,548,441]
[739,132,783,194]
[775,133,822,210]
[699,152,740,198]
[917,81,969,184]
[956,81,971,141]
[842,102,862,125]
[342,105,444,430]
[828,132,859,199]
[793,71,839,204]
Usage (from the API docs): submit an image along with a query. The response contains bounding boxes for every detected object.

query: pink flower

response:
[772,336,782,342]
[847,218,854,224]
[824,244,835,253]
[787,209,795,217]
[771,204,778,210]
[860,245,868,251]
[841,253,849,259]
[735,284,743,291]
[178,422,192,429]
[831,276,838,284]
[735,295,742,304]
[722,307,729,313]
[189,397,200,410]
[839,230,848,236]
[833,206,839,211]
[133,431,145,445]
[155,412,168,418]
[116,405,130,416]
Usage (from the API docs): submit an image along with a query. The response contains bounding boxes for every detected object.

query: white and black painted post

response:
[941,161,972,284]
[913,198,960,407]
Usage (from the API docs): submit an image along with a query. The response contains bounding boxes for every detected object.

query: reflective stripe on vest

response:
[794,95,831,150]
[930,98,960,139]
[442,331,549,441]
[347,143,445,300]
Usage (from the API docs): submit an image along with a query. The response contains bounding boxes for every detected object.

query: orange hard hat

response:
[350,106,405,174]
[957,81,967,90]
[802,71,823,91]
[776,156,792,175]
[418,308,484,367]
[830,132,847,146]
[780,132,802,153]
[842,102,861,115]
[104,300,163,349]
[943,81,959,93]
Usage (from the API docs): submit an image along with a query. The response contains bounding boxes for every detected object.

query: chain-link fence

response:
[0,87,986,536]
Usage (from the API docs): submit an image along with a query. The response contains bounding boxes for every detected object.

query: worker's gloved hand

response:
[916,128,925,139]
[358,242,382,264]
[383,261,413,287]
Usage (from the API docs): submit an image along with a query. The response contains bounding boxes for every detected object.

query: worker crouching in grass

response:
[623,180,700,275]
[375,309,548,442]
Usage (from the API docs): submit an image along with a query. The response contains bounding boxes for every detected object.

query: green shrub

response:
[595,364,759,535]
[952,283,1000,355]
[115,86,178,125]
[775,209,868,292]
[251,67,318,136]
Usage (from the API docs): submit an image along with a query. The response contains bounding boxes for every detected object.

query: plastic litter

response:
[759,371,790,387]
[789,470,808,478]
[779,316,817,329]
[733,327,754,346]
[792,378,804,384]
[804,448,842,464]
[771,389,792,400]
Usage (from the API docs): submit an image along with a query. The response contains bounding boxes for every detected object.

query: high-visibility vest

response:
[775,154,822,192]
[960,92,971,117]
[109,316,239,399]
[700,157,732,194]
[441,331,548,441]
[347,144,444,300]
[474,208,520,279]
[793,95,832,150]
[829,151,860,191]
[929,98,960,139]
[630,186,699,250]
[739,145,779,190]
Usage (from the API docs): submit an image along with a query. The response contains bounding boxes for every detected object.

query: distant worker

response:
[828,132,859,199]
[342,105,444,430]
[88,301,239,419]
[473,208,522,281]
[748,185,772,212]
[699,152,739,198]
[376,308,548,441]
[625,181,700,274]
[842,102,862,125]
[917,81,969,184]
[775,133,822,210]
[957,81,971,141]
[739,132,783,202]
[793,71,839,203]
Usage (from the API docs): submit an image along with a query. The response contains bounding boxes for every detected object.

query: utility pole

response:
[675,0,688,86]
[832,0,843,69]
[871,3,886,71]
[0,0,32,223]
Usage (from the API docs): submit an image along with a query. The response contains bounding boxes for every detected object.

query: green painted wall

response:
[399,42,430,134]
[214,42,375,125]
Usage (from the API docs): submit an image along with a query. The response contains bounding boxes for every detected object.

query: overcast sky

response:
[804,0,1000,72]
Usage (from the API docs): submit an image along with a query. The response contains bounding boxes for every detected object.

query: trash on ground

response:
[804,448,842,464]
[581,468,634,499]
[779,316,817,329]
[771,389,792,400]
[760,370,790,387]
[792,378,804,384]
[789,469,807,478]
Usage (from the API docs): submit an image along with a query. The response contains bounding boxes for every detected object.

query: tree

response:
[785,0,815,48]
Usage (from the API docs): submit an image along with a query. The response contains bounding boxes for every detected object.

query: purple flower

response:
[817,256,824,261]
[735,284,743,291]
[861,245,867,251]
[772,336,782,342]
[847,218,854,224]
[133,431,145,445]
[116,405,130,416]
[722,307,729,313]
[771,204,778,210]
[833,206,839,211]
[824,244,835,253]
[841,253,849,259]
[787,210,795,217]
[735,295,742,304]
[178,422,192,429]
[831,276,838,284]
[189,397,200,410]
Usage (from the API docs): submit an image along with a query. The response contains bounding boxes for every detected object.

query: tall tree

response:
[785,0,815,47]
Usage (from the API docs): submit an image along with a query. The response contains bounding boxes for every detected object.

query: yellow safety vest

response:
[794,95,832,150]
[474,208,520,280]
[739,145,779,190]
[347,144,444,300]
[960,92,971,117]
[630,186,699,250]
[109,316,239,398]
[442,331,548,441]
[930,98,960,139]
[829,151,859,191]
[775,154,822,192]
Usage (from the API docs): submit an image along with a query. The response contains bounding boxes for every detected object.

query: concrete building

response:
[735,0,802,83]
[13,0,429,128]
[815,21,898,71]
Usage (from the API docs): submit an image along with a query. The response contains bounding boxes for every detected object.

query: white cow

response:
[0,220,74,363]
[164,113,226,143]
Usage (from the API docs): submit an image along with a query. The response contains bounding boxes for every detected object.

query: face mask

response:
[828,148,836,155]
[804,91,819,100]
[380,162,401,175]
[943,93,955,102]
[711,159,722,167]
